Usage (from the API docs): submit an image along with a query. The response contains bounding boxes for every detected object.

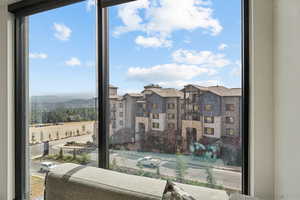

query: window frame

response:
[226,104,235,111]
[152,113,159,119]
[204,104,213,111]
[225,128,235,136]
[204,127,214,135]
[152,122,160,129]
[9,0,250,198]
[204,116,214,123]
[226,116,235,124]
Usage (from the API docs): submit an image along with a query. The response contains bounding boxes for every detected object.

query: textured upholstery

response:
[45,163,167,200]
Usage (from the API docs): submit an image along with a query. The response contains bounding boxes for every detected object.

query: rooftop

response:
[124,93,143,98]
[148,88,184,98]
[187,85,242,97]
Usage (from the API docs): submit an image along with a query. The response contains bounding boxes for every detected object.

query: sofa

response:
[45,163,231,200]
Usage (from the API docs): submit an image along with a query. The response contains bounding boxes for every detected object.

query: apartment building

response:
[107,85,125,136]
[182,85,241,152]
[110,93,143,146]
[94,85,125,145]
[96,84,241,152]
[134,85,184,152]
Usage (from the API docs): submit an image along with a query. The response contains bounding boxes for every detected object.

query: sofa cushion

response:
[45,163,167,200]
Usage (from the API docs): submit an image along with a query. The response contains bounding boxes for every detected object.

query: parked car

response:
[40,162,57,172]
[137,156,161,168]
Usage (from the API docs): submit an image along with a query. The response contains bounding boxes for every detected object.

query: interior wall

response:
[0,2,15,200]
[249,0,274,199]
[273,0,300,199]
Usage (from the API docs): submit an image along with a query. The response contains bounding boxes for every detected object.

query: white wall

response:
[250,0,274,199]
[0,2,15,200]
[273,1,300,199]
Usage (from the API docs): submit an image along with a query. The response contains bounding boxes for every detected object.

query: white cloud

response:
[127,63,216,82]
[231,60,241,76]
[29,53,48,59]
[218,43,228,50]
[114,0,222,47]
[85,61,95,67]
[114,0,150,35]
[158,79,223,88]
[183,39,191,44]
[53,23,72,41]
[86,0,95,11]
[118,88,141,95]
[135,35,172,48]
[65,57,81,66]
[172,49,231,67]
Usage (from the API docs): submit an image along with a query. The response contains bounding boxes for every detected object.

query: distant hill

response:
[30,94,97,111]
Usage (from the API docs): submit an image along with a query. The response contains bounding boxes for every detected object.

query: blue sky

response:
[29,0,241,96]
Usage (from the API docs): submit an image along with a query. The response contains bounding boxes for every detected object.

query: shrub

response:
[79,153,91,165]
[175,153,187,183]
[205,167,216,187]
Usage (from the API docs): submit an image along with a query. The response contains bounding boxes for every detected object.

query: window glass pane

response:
[109,0,242,194]
[28,2,97,199]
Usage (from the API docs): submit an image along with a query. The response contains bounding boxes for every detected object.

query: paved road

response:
[30,135,241,191]
[31,154,241,190]
[108,152,241,190]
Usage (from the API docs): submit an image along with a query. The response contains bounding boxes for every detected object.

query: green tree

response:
[175,153,187,183]
[58,148,63,159]
[80,153,91,165]
[72,149,77,160]
[110,158,118,170]
[137,162,145,176]
[205,167,216,187]
[156,166,161,178]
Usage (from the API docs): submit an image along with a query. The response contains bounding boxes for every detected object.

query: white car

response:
[40,162,57,173]
[137,156,161,168]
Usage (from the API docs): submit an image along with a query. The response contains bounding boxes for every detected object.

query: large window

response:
[108,0,247,194]
[11,0,249,199]
[12,1,98,199]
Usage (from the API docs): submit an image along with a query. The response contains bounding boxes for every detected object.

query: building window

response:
[193,105,200,111]
[167,103,175,109]
[119,112,123,117]
[119,120,123,126]
[168,113,175,119]
[181,103,185,110]
[31,135,35,143]
[112,104,116,109]
[152,122,160,129]
[112,121,116,128]
[111,113,116,120]
[152,113,159,119]
[226,104,235,111]
[204,116,214,123]
[119,103,123,108]
[226,116,234,124]
[192,94,197,102]
[226,128,235,136]
[152,103,158,109]
[204,127,214,135]
[204,104,213,111]
[168,123,175,129]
